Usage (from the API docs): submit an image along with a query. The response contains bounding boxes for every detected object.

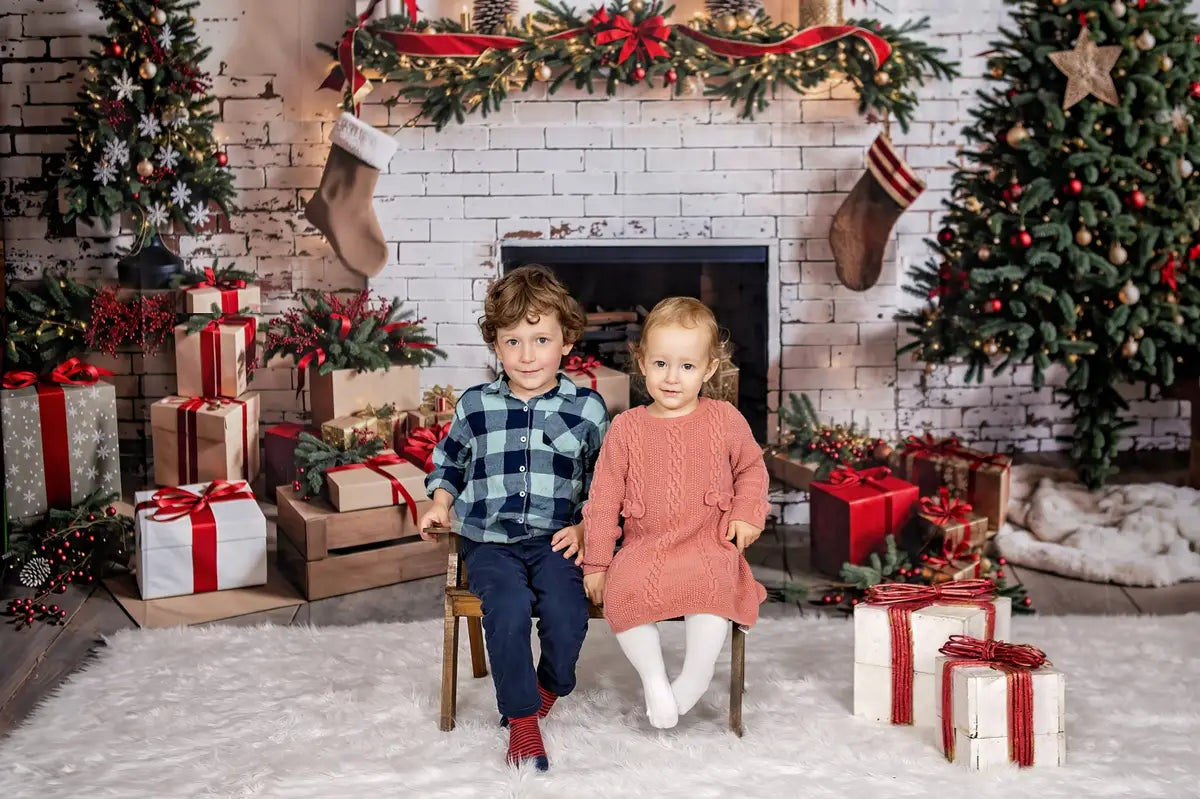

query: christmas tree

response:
[54,0,236,242]
[900,0,1199,488]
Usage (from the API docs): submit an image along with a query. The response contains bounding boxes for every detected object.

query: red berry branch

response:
[85,288,176,357]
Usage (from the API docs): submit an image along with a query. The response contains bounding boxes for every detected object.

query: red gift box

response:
[264,423,317,504]
[396,422,451,473]
[809,466,919,577]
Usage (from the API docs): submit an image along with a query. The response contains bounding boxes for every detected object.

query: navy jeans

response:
[460,535,590,719]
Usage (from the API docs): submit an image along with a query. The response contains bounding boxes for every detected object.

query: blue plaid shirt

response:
[425,373,610,544]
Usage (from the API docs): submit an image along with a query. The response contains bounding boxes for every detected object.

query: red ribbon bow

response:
[401,422,450,473]
[327,451,421,522]
[144,480,253,523]
[866,578,996,606]
[901,432,960,457]
[1159,254,1179,292]
[319,0,418,113]
[565,354,603,389]
[826,465,891,487]
[2,370,39,390]
[591,7,670,64]
[191,266,247,292]
[918,487,973,526]
[939,635,1047,670]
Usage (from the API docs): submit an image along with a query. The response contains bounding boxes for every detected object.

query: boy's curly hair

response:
[479,265,587,347]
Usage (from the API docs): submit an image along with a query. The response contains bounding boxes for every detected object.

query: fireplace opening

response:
[501,244,769,440]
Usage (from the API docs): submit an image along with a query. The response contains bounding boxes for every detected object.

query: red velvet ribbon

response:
[136,480,255,594]
[591,7,670,64]
[199,317,257,397]
[939,635,1047,767]
[175,397,249,483]
[319,0,420,113]
[565,354,602,389]
[674,23,890,64]
[399,422,450,473]
[901,432,961,458]
[2,370,39,389]
[865,579,998,725]
[825,464,891,487]
[51,357,115,385]
[326,452,420,522]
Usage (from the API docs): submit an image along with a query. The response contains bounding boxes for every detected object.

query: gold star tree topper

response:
[1048,28,1122,110]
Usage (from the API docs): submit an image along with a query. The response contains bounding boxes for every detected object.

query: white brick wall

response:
[2,0,1192,472]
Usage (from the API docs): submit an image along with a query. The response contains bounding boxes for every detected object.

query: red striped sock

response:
[538,685,557,719]
[506,714,549,771]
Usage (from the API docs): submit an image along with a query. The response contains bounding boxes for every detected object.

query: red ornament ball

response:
[998,557,1007,565]
[87,514,95,521]
[996,569,1005,578]
[292,480,302,491]
[988,298,1004,313]
[1191,82,1200,99]
[215,151,229,167]
[106,506,116,516]
[665,69,677,85]
[1010,230,1033,248]
[1065,178,1083,196]
[1022,596,1033,606]
[633,66,646,81]
[110,42,124,57]
[1002,182,1023,202]
[937,227,956,245]
[1127,189,1146,209]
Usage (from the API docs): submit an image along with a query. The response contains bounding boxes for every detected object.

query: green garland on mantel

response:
[317,1,959,132]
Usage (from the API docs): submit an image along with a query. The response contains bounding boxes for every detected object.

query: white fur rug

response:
[3,614,1200,798]
[996,464,1200,586]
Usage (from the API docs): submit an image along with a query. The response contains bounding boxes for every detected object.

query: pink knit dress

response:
[582,398,770,633]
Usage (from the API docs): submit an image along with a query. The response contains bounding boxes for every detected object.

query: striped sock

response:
[537,684,557,719]
[505,714,549,771]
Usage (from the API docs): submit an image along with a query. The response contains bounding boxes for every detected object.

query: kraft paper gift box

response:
[324,450,430,513]
[182,282,261,315]
[935,645,1066,769]
[174,316,257,399]
[563,355,630,416]
[399,386,456,437]
[308,365,420,427]
[764,452,820,492]
[916,489,993,554]
[264,423,317,503]
[890,435,1012,530]
[853,592,1012,727]
[808,466,919,577]
[134,481,267,600]
[151,394,260,487]
[1,376,121,521]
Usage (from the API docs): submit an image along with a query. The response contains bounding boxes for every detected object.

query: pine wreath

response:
[472,0,516,34]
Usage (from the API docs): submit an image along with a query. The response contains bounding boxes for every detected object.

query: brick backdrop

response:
[1,0,1192,513]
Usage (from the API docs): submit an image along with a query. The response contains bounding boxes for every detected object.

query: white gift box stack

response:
[134,481,267,600]
[935,654,1067,769]
[853,597,1012,727]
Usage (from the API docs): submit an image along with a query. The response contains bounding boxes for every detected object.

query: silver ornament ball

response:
[1136,30,1156,51]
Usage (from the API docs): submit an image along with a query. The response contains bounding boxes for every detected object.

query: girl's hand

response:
[583,572,607,606]
[551,523,585,565]
[726,520,762,554]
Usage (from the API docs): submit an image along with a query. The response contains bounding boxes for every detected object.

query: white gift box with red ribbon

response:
[133,481,267,600]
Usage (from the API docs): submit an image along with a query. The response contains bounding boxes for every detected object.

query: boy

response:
[419,265,609,771]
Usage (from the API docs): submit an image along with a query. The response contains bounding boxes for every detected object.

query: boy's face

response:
[495,311,573,398]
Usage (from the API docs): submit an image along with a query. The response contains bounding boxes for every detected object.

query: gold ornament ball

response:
[533,63,553,82]
[977,245,992,261]
[1136,30,1156,51]
[381,343,389,353]
[1133,326,1145,340]
[1005,124,1029,147]
[1166,292,1178,304]
[136,158,154,177]
[139,60,157,80]
[628,0,645,12]
[983,339,1000,356]
[1075,228,1093,246]
[151,7,167,25]
[1121,338,1139,358]
[716,14,738,33]
[1118,281,1140,305]
[1108,243,1128,265]
[1160,55,1173,72]
[735,9,755,28]
[873,71,891,86]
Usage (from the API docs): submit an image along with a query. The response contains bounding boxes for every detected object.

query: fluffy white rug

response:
[996,464,1200,586]
[3,613,1199,798]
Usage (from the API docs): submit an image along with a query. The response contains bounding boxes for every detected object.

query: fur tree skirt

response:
[995,465,1200,587]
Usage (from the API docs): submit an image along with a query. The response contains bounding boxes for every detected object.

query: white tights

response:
[614,614,729,729]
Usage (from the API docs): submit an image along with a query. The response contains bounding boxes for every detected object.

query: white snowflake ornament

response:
[93,159,117,186]
[156,143,180,169]
[170,181,192,206]
[111,71,139,101]
[102,137,130,166]
[146,201,170,227]
[137,113,162,138]
[187,201,212,227]
[158,23,175,48]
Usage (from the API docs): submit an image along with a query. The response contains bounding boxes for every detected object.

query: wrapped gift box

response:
[175,317,257,399]
[396,422,451,473]
[308,365,420,427]
[1,378,121,520]
[854,595,1012,727]
[890,435,1011,530]
[764,452,819,492]
[325,450,430,513]
[935,648,1066,768]
[809,467,919,577]
[564,356,629,416]
[920,558,982,585]
[917,490,993,555]
[264,422,317,503]
[182,283,261,315]
[133,481,267,600]
[151,393,260,486]
[320,407,397,450]
[398,407,454,439]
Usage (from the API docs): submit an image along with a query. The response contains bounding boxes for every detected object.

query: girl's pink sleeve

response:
[725,404,770,529]
[581,416,629,575]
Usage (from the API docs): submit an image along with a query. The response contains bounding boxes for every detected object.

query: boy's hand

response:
[583,572,606,606]
[419,491,454,541]
[726,519,762,554]
[551,523,585,565]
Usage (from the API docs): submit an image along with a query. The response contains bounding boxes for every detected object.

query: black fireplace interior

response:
[501,244,769,440]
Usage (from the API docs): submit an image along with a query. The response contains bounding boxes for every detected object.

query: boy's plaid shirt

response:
[425,373,610,544]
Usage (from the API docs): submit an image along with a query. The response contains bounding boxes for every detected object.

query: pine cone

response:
[705,0,762,20]
[19,556,52,588]
[472,0,516,34]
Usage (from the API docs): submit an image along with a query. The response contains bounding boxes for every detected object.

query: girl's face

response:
[638,323,719,415]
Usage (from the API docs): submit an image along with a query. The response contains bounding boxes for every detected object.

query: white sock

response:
[615,623,679,729]
[671,614,729,715]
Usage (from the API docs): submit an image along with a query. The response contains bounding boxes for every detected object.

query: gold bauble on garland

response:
[533,63,552,81]
[1117,281,1140,305]
[1005,124,1029,147]
[716,14,738,33]
[735,10,755,28]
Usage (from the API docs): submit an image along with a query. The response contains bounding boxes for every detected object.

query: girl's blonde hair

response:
[631,297,728,366]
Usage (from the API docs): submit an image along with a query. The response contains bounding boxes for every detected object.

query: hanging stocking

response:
[304,113,398,278]
[829,134,925,291]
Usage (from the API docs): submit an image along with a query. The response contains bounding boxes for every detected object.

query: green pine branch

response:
[3,273,97,372]
[293,433,386,499]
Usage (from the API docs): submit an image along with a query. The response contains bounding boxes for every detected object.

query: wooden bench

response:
[437,530,747,735]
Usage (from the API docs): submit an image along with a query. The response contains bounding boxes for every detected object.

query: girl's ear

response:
[636,356,647,376]
[703,358,720,382]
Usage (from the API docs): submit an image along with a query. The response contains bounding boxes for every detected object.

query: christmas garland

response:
[776,392,890,481]
[3,274,97,372]
[318,0,958,131]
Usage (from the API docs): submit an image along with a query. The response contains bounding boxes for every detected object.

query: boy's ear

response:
[560,340,573,357]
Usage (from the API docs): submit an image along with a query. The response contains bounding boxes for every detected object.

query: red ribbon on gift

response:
[175,397,250,484]
[865,579,998,725]
[186,267,248,314]
[51,357,115,386]
[136,480,255,594]
[400,422,450,473]
[918,487,976,559]
[199,317,257,398]
[939,635,1048,767]
[326,451,420,523]
[2,370,39,389]
[591,7,670,64]
[826,464,891,488]
[901,432,961,458]
[565,354,603,390]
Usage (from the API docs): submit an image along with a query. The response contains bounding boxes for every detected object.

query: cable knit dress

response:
[581,398,770,633]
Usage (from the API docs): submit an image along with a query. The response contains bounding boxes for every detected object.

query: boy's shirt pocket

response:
[541,413,589,456]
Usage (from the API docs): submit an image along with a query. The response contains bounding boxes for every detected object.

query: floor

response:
[3,453,1198,739]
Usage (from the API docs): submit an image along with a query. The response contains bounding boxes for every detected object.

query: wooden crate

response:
[275,487,446,600]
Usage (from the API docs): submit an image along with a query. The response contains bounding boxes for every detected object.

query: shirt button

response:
[520,491,526,497]
[519,517,524,522]
[520,436,527,443]
[519,465,526,472]
[523,406,529,412]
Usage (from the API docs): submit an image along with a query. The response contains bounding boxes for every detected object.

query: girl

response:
[581,297,769,729]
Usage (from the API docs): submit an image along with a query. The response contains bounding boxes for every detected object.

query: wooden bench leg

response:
[466,615,488,678]
[440,609,460,732]
[729,623,745,737]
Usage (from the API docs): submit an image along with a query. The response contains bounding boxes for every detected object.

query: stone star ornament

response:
[1049,28,1122,110]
